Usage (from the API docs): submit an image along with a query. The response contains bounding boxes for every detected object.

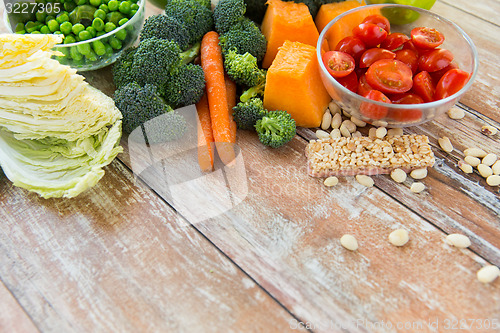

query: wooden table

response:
[1,1,499,332]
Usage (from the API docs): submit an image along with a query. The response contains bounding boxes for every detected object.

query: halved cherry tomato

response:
[412,71,435,102]
[418,48,454,72]
[336,71,358,93]
[430,62,458,83]
[353,23,388,47]
[365,59,413,94]
[390,93,424,104]
[362,14,390,33]
[335,36,367,63]
[360,90,391,120]
[358,73,374,97]
[411,27,444,49]
[388,108,423,122]
[359,48,395,68]
[322,51,355,78]
[381,33,410,51]
[434,68,470,100]
[402,40,419,54]
[395,49,419,74]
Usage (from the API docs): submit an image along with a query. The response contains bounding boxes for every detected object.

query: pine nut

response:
[464,147,487,158]
[342,120,357,133]
[356,175,374,187]
[410,168,427,179]
[410,182,425,193]
[388,229,409,246]
[477,265,500,284]
[492,160,500,175]
[486,175,500,186]
[351,116,366,127]
[368,127,377,139]
[464,155,480,167]
[340,123,351,138]
[331,113,342,129]
[447,107,465,119]
[458,160,473,174]
[375,127,387,139]
[445,234,471,248]
[340,234,358,251]
[324,176,339,187]
[351,131,362,138]
[316,129,330,139]
[438,136,453,153]
[482,153,497,166]
[477,164,493,178]
[387,128,403,136]
[321,112,332,130]
[481,125,498,136]
[329,101,341,115]
[390,168,407,183]
[330,128,341,138]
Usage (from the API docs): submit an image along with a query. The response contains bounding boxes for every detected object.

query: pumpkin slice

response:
[263,40,331,128]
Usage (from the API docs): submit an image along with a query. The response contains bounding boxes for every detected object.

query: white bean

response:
[356,175,374,187]
[390,168,407,183]
[368,127,377,139]
[321,112,332,130]
[387,128,403,136]
[351,116,366,127]
[445,234,471,248]
[447,107,465,119]
[340,123,351,138]
[373,120,388,127]
[486,175,500,186]
[410,182,425,193]
[342,120,357,133]
[375,127,387,139]
[477,265,500,284]
[464,155,480,167]
[331,113,342,129]
[324,176,339,187]
[464,147,487,158]
[330,128,341,139]
[316,129,330,139]
[482,153,497,167]
[388,229,409,246]
[438,136,453,153]
[351,131,362,138]
[342,109,351,118]
[492,160,500,175]
[340,234,358,251]
[477,164,493,178]
[458,161,473,174]
[410,168,427,179]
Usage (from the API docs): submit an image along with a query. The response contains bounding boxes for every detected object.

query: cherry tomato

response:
[434,68,470,100]
[388,108,423,122]
[358,73,374,97]
[334,36,367,63]
[418,48,454,72]
[359,48,395,68]
[412,71,435,102]
[390,93,424,104]
[402,40,419,54]
[411,27,444,49]
[335,71,358,93]
[365,59,413,94]
[353,23,388,47]
[362,14,390,33]
[395,49,419,74]
[322,51,355,78]
[381,33,410,51]
[430,62,458,83]
[360,90,391,120]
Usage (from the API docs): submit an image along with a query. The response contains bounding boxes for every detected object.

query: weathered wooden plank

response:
[439,0,500,27]
[0,279,39,333]
[0,161,303,333]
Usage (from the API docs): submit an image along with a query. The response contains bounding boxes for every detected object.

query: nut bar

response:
[305,135,435,177]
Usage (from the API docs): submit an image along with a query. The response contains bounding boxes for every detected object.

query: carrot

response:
[196,91,214,172]
[200,31,235,165]
[225,74,237,143]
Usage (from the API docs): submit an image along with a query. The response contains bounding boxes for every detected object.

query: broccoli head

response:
[224,49,266,87]
[163,63,206,109]
[244,0,268,24]
[165,0,214,45]
[255,110,296,148]
[219,18,267,62]
[112,46,137,88]
[140,14,190,50]
[213,0,246,34]
[142,110,187,144]
[240,70,266,102]
[232,98,267,130]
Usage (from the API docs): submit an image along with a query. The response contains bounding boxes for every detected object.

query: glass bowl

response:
[316,4,478,127]
[3,0,145,72]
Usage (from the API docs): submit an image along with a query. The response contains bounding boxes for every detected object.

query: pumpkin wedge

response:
[263,41,331,128]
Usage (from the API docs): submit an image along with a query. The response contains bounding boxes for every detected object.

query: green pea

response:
[91,18,103,31]
[58,47,70,57]
[45,15,55,24]
[105,43,113,55]
[25,21,43,33]
[94,9,106,20]
[60,21,73,35]
[31,31,41,34]
[72,23,85,35]
[56,12,70,24]
[99,4,109,13]
[118,1,131,14]
[15,30,26,34]
[106,11,123,25]
[77,42,91,55]
[90,0,101,6]
[118,18,128,26]
[40,25,51,34]
[85,49,98,62]
[15,23,25,32]
[35,12,47,23]
[104,22,116,33]
[54,31,62,35]
[107,0,119,11]
[76,0,87,5]
[64,1,76,12]
[109,36,122,49]
[78,30,92,40]
[86,26,97,37]
[130,3,138,11]
[115,28,126,40]
[64,35,76,43]
[92,40,106,55]
[129,9,136,17]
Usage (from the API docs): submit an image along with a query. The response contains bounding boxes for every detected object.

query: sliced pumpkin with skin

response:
[263,41,331,128]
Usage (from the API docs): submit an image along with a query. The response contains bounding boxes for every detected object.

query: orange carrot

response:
[225,74,237,143]
[200,31,235,165]
[196,91,214,172]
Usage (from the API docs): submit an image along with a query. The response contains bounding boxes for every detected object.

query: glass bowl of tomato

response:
[316,4,478,127]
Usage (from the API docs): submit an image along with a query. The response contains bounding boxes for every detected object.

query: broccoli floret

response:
[112,46,137,88]
[142,111,187,144]
[140,14,190,50]
[283,0,319,17]
[315,0,345,5]
[165,0,214,45]
[240,71,266,102]
[244,0,268,24]
[224,49,266,87]
[213,0,246,34]
[232,98,268,130]
[163,63,206,108]
[219,18,267,62]
[255,110,296,148]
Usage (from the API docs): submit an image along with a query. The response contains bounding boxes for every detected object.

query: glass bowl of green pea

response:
[4,0,145,71]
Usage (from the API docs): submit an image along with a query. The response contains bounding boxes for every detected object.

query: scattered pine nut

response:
[477,265,500,284]
[329,101,341,115]
[410,168,427,179]
[477,164,493,178]
[356,175,374,187]
[340,234,358,251]
[351,131,362,138]
[410,182,425,193]
[351,116,366,127]
[390,168,407,183]
[342,120,357,133]
[388,229,409,246]
[486,175,500,186]
[340,123,351,138]
[387,128,403,136]
[492,160,500,175]
[458,160,473,174]
[447,107,465,119]
[464,155,481,167]
[464,147,487,158]
[331,113,342,129]
[375,127,387,139]
[368,127,377,139]
[482,153,498,167]
[324,176,339,187]
[481,125,498,136]
[330,128,341,139]
[316,129,330,139]
[321,112,332,130]
[445,234,471,248]
[438,136,453,153]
